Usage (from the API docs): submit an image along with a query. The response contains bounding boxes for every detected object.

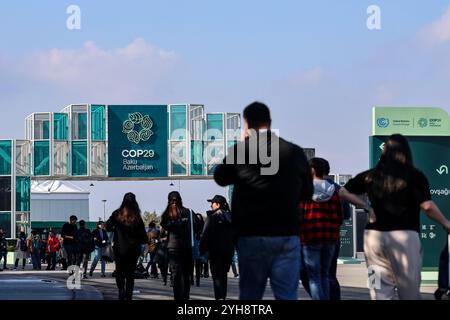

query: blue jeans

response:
[90,247,106,275]
[31,251,41,269]
[302,244,335,300]
[237,236,300,300]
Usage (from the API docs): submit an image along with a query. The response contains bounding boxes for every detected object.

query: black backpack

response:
[20,237,28,252]
[78,229,95,253]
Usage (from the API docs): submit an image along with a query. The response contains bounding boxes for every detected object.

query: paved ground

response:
[0,262,437,300]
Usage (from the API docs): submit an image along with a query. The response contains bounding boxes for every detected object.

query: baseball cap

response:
[207,195,227,206]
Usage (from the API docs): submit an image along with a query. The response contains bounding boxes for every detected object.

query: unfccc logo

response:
[376,117,389,128]
[418,118,428,128]
[122,112,154,144]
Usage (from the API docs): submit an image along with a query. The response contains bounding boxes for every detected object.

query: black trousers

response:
[115,253,139,300]
[168,250,193,300]
[145,251,158,277]
[0,253,7,269]
[46,252,57,270]
[64,244,77,267]
[210,258,231,300]
[15,258,26,269]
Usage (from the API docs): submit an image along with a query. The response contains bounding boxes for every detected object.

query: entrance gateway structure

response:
[0,104,241,238]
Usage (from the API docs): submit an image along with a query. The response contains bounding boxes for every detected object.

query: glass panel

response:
[16,177,30,212]
[91,142,106,176]
[0,140,12,175]
[71,105,88,140]
[72,141,88,176]
[54,142,69,175]
[204,141,224,176]
[206,114,224,140]
[16,213,30,237]
[0,177,11,211]
[91,105,106,141]
[15,140,31,176]
[54,113,68,140]
[0,213,11,238]
[25,116,33,140]
[190,141,204,175]
[190,105,204,140]
[34,141,50,176]
[170,141,187,175]
[226,113,241,141]
[170,105,187,141]
[34,113,50,140]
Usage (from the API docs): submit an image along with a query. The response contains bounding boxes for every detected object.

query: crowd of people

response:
[1,101,449,302]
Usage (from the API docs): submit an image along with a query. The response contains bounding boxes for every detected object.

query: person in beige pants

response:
[338,134,450,300]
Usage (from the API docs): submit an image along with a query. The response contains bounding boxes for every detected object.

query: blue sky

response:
[1,1,450,220]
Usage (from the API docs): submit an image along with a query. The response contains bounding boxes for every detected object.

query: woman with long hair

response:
[340,134,450,299]
[105,193,147,300]
[160,191,197,300]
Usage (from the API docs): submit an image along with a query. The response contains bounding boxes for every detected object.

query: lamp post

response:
[102,200,107,222]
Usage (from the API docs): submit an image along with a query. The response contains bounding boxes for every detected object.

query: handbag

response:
[101,243,114,262]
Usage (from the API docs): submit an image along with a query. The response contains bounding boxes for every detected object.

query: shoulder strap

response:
[189,209,195,248]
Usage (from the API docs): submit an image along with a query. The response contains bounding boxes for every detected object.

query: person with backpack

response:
[89,221,109,278]
[0,229,7,271]
[200,195,235,300]
[75,220,95,279]
[160,191,200,300]
[105,193,148,300]
[145,222,160,279]
[14,231,29,270]
[46,231,60,270]
[340,134,450,300]
[29,230,42,270]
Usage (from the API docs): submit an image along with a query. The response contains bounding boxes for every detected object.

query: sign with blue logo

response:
[107,105,168,178]
[376,117,389,128]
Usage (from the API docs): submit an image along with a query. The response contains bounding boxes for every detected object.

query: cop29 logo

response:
[122,112,154,144]
[376,117,390,128]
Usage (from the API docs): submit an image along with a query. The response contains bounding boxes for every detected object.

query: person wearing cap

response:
[199,195,234,300]
[214,101,313,300]
[160,191,200,300]
[61,215,78,268]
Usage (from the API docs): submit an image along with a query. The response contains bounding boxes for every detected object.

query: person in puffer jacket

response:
[199,195,235,300]
[299,158,343,301]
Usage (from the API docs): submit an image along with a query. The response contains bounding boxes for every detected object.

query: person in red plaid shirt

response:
[299,158,343,300]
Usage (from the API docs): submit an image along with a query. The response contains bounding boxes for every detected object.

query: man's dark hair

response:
[148,222,156,229]
[243,102,271,129]
[79,220,86,227]
[322,158,331,176]
[309,157,328,179]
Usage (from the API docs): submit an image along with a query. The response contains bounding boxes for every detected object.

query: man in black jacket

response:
[61,215,78,268]
[214,101,313,300]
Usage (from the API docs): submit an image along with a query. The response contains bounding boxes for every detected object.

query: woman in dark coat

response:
[105,193,147,300]
[160,191,198,300]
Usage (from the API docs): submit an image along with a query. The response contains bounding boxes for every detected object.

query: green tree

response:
[142,210,160,227]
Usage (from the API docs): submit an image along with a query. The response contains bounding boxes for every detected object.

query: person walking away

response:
[200,195,235,300]
[299,158,343,300]
[145,222,160,278]
[0,229,7,271]
[160,191,199,300]
[14,231,29,270]
[46,231,60,270]
[90,221,109,277]
[214,101,313,300]
[157,227,170,286]
[61,215,78,267]
[75,220,95,279]
[339,134,450,300]
[192,213,204,287]
[106,193,147,300]
[29,230,42,270]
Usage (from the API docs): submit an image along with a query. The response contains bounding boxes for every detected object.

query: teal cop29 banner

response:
[107,105,168,178]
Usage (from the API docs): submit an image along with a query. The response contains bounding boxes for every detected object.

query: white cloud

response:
[419,6,450,47]
[19,38,179,102]
[285,66,324,87]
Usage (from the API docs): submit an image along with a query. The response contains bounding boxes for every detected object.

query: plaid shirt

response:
[299,192,343,245]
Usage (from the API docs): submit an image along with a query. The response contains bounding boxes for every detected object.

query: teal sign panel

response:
[108,105,168,178]
[370,136,450,268]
